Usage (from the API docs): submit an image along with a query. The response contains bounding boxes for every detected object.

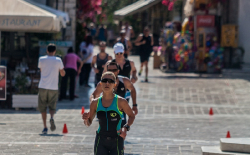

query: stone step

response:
[202,146,250,155]
[220,138,250,153]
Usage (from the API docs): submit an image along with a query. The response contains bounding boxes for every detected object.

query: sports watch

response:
[123,124,130,131]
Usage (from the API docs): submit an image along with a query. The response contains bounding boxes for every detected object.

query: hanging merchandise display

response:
[159,22,175,70]
[184,0,194,17]
[159,0,227,73]
[173,32,196,72]
[169,16,196,72]
[195,26,223,73]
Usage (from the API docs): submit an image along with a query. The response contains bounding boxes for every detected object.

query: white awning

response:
[0,0,69,32]
[114,0,161,19]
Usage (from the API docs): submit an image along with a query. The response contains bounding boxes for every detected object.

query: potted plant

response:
[12,74,38,110]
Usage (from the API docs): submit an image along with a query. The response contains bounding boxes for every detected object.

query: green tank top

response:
[96,94,123,137]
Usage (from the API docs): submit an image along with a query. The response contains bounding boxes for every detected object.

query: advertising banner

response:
[0,66,6,100]
[197,15,215,27]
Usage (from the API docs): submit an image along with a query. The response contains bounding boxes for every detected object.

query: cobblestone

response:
[0,47,250,154]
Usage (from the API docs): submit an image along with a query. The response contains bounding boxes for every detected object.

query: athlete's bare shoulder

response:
[129,60,135,66]
[117,96,128,104]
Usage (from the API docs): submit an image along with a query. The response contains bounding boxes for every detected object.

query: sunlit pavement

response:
[0,46,250,154]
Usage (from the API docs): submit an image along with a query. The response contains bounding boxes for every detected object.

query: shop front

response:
[0,0,69,109]
[159,0,228,73]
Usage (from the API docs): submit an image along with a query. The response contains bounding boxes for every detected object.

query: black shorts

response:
[95,74,102,87]
[94,134,124,155]
[140,52,151,63]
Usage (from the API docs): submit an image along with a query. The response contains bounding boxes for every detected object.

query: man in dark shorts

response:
[38,44,65,134]
[134,27,154,82]
[91,41,112,87]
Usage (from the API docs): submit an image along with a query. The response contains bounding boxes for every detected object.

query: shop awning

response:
[0,0,69,32]
[114,0,161,19]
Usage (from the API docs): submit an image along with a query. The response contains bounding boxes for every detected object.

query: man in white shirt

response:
[38,44,65,134]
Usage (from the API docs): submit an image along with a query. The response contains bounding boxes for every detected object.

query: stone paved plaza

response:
[0,47,250,154]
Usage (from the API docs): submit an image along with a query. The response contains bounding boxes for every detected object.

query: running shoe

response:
[50,118,56,131]
[145,79,148,82]
[42,128,48,134]
[138,70,142,76]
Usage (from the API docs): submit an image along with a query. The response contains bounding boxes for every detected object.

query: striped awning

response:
[114,0,161,19]
[0,0,69,32]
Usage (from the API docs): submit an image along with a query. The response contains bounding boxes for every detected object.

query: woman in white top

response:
[79,35,94,87]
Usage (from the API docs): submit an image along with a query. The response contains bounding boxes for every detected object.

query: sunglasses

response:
[101,78,115,84]
[107,69,118,72]
[100,46,106,47]
[116,52,123,55]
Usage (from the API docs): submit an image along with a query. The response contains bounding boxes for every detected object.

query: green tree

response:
[102,0,138,23]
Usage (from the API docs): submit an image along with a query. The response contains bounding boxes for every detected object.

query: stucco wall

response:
[239,0,250,63]
[53,0,76,48]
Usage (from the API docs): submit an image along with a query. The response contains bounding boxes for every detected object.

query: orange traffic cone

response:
[226,131,231,138]
[81,106,85,114]
[209,108,214,115]
[62,123,68,134]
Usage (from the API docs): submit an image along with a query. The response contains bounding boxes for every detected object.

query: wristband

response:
[133,104,137,107]
[123,124,130,131]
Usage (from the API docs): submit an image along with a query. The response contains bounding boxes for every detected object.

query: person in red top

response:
[60,47,83,101]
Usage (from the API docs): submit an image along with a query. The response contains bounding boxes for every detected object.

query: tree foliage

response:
[102,0,138,23]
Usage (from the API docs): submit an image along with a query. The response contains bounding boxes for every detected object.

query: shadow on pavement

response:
[148,73,250,80]
[140,80,156,84]
[148,75,223,79]
[39,134,63,137]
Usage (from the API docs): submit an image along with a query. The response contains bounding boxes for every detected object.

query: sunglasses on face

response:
[101,78,115,84]
[107,69,118,72]
[116,52,123,55]
[100,46,106,47]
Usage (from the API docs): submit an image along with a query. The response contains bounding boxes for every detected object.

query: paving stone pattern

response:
[0,47,250,154]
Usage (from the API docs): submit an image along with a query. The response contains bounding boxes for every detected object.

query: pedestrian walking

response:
[89,23,97,45]
[82,72,135,155]
[38,44,65,134]
[116,29,132,59]
[91,41,112,87]
[79,35,94,87]
[59,47,83,101]
[96,24,107,43]
[134,27,154,82]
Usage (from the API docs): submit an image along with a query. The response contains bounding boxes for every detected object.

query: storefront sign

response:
[221,25,238,47]
[39,41,73,47]
[197,15,215,27]
[39,41,73,57]
[0,16,59,32]
[0,66,6,100]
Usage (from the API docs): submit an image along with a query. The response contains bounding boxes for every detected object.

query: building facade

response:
[52,0,76,47]
[238,0,250,64]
